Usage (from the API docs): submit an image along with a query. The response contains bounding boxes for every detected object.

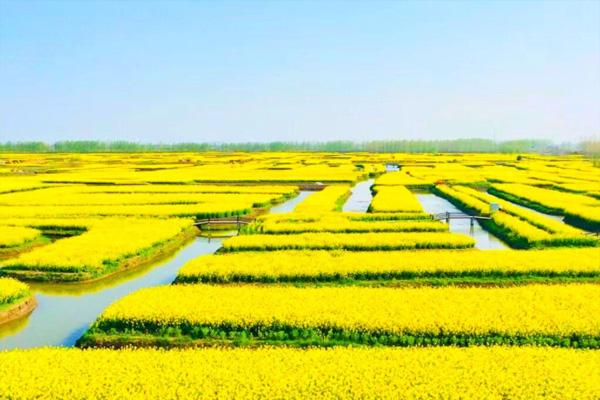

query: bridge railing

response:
[194,216,254,229]
[431,212,491,221]
[432,212,466,219]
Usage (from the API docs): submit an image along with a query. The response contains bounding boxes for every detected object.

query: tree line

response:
[0,138,588,154]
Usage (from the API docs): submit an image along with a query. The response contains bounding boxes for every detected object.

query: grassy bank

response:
[79,323,599,349]
[0,278,36,325]
[78,284,600,349]
[0,226,198,283]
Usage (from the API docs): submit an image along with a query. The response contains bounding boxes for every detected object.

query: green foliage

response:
[0,139,566,154]
[82,321,600,349]
[173,269,600,286]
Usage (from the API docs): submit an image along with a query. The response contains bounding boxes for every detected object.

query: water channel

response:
[503,200,564,222]
[416,193,508,250]
[0,186,514,348]
[0,237,223,349]
[269,191,313,213]
[342,179,374,212]
[1,191,311,349]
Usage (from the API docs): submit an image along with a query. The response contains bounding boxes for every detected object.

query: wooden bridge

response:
[431,212,491,225]
[194,216,254,231]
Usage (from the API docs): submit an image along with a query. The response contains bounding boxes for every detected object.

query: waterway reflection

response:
[416,193,508,250]
[0,237,222,349]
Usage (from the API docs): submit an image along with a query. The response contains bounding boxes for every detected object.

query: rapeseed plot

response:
[17,153,367,184]
[175,248,600,283]
[373,171,431,186]
[2,151,600,398]
[0,177,51,194]
[0,203,254,219]
[257,211,431,225]
[0,226,41,248]
[1,347,598,400]
[88,284,600,347]
[564,205,600,232]
[0,277,30,305]
[368,185,424,213]
[552,182,600,198]
[1,218,194,281]
[80,184,298,195]
[0,187,287,207]
[401,164,487,185]
[257,218,446,234]
[492,212,551,241]
[434,185,490,215]
[455,186,584,235]
[0,185,294,219]
[434,184,599,247]
[490,184,600,231]
[221,232,475,251]
[490,183,600,213]
[294,185,351,213]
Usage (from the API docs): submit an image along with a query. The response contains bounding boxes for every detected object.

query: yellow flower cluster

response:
[293,185,351,213]
[257,211,431,225]
[435,185,598,247]
[455,186,584,236]
[0,226,41,248]
[2,151,600,398]
[1,347,598,399]
[0,186,287,207]
[347,211,432,221]
[0,177,51,194]
[369,185,424,213]
[81,184,298,195]
[5,152,370,184]
[258,218,446,233]
[0,203,254,219]
[97,284,600,337]
[402,164,488,185]
[0,277,30,305]
[551,182,600,197]
[221,232,475,251]
[491,183,599,212]
[564,205,600,231]
[374,171,430,186]
[176,248,600,282]
[390,155,597,187]
[1,218,193,277]
[137,162,364,184]
[492,212,552,241]
[0,184,297,219]
[490,184,600,231]
[3,151,596,188]
[435,184,490,215]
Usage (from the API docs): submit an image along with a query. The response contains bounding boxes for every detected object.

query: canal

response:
[342,179,374,212]
[0,237,223,349]
[0,191,308,349]
[269,191,313,213]
[416,193,508,250]
[1,188,512,348]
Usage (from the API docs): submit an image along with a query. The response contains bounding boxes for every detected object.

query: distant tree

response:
[580,136,600,167]
[0,138,582,154]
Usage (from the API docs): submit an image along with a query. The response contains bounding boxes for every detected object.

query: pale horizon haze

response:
[1,0,599,143]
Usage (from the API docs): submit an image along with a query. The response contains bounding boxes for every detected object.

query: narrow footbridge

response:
[431,212,491,224]
[194,216,254,230]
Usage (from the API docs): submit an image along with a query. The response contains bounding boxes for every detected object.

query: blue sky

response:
[1,0,598,143]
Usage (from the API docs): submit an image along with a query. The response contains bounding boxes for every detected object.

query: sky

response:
[0,0,599,143]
